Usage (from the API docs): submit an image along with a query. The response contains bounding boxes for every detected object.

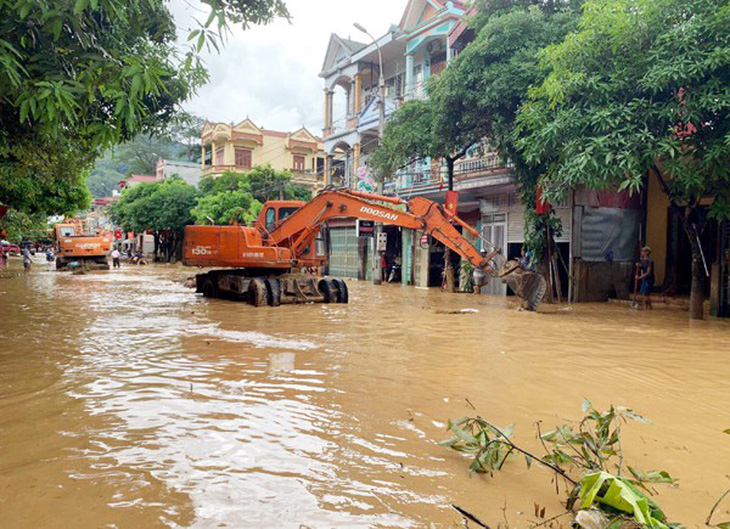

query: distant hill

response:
[87,114,203,198]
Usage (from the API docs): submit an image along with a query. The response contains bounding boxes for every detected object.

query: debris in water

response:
[574,509,609,529]
[435,308,479,314]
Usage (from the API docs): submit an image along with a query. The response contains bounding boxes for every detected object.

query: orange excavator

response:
[52,219,112,270]
[183,188,546,310]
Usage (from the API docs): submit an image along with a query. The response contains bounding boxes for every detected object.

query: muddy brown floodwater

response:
[0,259,729,528]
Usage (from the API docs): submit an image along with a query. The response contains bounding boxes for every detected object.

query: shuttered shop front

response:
[328,225,359,278]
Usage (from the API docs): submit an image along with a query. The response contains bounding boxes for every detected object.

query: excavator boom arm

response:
[267,190,499,273]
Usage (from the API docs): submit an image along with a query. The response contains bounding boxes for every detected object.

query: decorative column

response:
[354,73,363,115]
[201,144,206,173]
[405,53,414,99]
[353,142,361,173]
[446,39,453,62]
[211,140,216,167]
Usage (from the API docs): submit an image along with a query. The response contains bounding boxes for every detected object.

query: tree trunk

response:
[153,231,160,262]
[542,225,554,303]
[680,211,705,320]
[446,157,455,191]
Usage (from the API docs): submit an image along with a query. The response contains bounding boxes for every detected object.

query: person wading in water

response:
[472,250,488,294]
[636,246,654,310]
[22,247,32,271]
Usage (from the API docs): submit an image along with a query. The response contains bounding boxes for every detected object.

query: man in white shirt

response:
[111,248,121,268]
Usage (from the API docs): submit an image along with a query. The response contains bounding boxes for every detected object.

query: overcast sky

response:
[170,0,408,134]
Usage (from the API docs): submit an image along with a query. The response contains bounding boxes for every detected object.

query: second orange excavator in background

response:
[52,219,112,270]
[182,188,546,310]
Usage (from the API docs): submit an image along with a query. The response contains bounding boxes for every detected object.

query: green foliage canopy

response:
[369,100,436,180]
[517,0,730,217]
[189,165,314,227]
[0,0,288,215]
[516,0,730,317]
[109,177,197,235]
[191,190,262,225]
[0,210,51,244]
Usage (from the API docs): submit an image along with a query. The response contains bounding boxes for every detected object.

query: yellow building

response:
[200,119,325,189]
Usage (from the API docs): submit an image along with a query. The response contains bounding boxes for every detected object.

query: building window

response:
[293,155,306,172]
[215,147,225,166]
[235,148,252,169]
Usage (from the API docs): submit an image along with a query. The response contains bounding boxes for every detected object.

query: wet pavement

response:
[0,258,729,528]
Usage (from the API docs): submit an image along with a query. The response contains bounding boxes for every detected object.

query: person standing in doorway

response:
[111,247,121,269]
[636,246,654,310]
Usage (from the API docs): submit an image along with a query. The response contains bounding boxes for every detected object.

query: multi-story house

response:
[318,0,571,293]
[318,1,729,310]
[200,119,325,191]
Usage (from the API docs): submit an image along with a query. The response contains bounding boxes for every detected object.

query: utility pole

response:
[354,22,386,285]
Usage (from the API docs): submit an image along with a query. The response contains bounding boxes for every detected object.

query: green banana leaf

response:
[579,472,669,528]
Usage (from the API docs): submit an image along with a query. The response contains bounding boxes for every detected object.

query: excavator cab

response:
[257,201,306,233]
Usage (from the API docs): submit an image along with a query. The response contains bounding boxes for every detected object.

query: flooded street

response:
[1,260,729,528]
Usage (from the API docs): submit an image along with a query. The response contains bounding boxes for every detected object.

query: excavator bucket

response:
[498,261,547,311]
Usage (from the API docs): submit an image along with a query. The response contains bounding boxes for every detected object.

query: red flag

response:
[445,190,459,216]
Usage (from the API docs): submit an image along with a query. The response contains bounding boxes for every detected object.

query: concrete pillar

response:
[353,142,361,173]
[347,85,354,118]
[323,155,331,187]
[446,38,453,62]
[354,73,363,115]
[201,144,206,172]
[211,140,217,167]
[414,235,430,287]
[405,54,414,98]
[402,228,413,285]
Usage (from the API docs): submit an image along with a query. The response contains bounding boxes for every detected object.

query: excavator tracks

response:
[196,271,349,307]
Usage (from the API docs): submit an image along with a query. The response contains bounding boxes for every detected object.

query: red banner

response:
[536,187,551,215]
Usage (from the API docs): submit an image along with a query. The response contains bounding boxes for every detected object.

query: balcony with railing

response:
[384,153,514,194]
[202,164,239,177]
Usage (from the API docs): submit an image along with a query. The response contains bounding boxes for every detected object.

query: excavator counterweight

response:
[183,189,546,310]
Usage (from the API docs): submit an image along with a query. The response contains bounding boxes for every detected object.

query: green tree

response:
[0,0,288,215]
[246,165,311,202]
[191,190,262,225]
[0,210,51,244]
[198,166,312,203]
[2,136,93,214]
[432,1,580,261]
[369,99,436,181]
[109,177,198,261]
[371,1,579,262]
[369,91,476,191]
[517,0,730,319]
